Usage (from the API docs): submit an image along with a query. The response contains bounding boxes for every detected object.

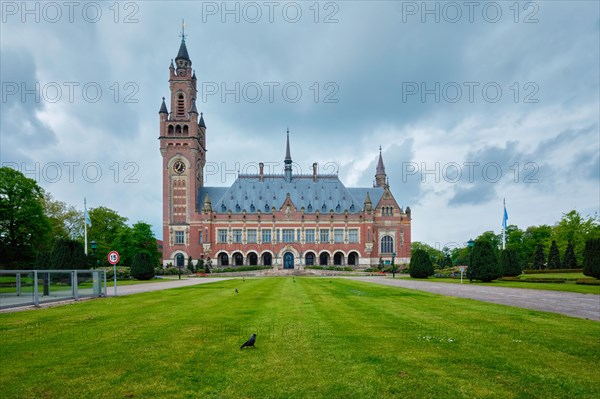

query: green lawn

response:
[1,278,599,398]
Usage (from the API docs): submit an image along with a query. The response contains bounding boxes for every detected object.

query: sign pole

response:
[108,251,120,297]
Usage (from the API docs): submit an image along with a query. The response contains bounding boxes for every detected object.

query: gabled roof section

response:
[199,176,385,214]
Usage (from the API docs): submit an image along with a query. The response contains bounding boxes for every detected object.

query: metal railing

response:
[0,269,107,309]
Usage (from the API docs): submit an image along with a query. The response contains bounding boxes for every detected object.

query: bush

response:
[563,241,578,269]
[583,238,600,279]
[471,239,502,282]
[522,268,582,274]
[576,278,600,286]
[155,267,191,276]
[547,240,561,269]
[130,251,155,280]
[409,249,434,278]
[305,266,353,271]
[212,266,271,273]
[95,266,130,280]
[501,248,521,277]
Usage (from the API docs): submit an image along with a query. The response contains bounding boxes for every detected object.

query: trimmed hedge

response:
[305,266,353,271]
[576,278,600,286]
[212,266,271,273]
[498,277,566,283]
[522,269,582,274]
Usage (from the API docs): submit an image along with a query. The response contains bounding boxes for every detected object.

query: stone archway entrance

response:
[176,253,185,267]
[283,252,294,269]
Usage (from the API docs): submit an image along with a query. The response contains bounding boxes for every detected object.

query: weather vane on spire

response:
[180,19,187,41]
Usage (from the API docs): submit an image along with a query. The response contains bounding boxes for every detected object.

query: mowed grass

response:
[1,278,599,399]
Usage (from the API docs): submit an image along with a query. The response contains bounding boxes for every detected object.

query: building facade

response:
[159,36,411,269]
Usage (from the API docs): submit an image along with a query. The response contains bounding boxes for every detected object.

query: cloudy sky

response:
[1,1,599,249]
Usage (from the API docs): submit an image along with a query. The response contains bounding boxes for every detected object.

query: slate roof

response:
[176,38,191,64]
[198,175,384,214]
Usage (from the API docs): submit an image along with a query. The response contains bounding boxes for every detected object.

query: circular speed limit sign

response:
[108,251,120,265]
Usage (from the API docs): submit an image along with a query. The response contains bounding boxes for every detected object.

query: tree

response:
[552,210,600,266]
[0,167,51,268]
[187,256,194,273]
[501,248,521,277]
[523,225,552,268]
[547,240,561,269]
[533,243,545,270]
[409,249,434,278]
[113,222,160,267]
[563,241,578,269]
[48,239,88,270]
[197,258,205,273]
[130,251,155,280]
[470,239,502,282]
[582,238,600,279]
[88,206,128,264]
[42,192,83,241]
[411,242,443,267]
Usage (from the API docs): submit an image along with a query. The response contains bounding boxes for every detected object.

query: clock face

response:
[173,160,186,174]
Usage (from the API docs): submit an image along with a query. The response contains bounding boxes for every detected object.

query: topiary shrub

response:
[409,249,434,278]
[501,248,521,277]
[583,238,600,279]
[547,240,561,269]
[563,241,578,269]
[471,239,502,282]
[131,251,155,280]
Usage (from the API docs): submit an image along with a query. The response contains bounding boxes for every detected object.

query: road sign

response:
[108,251,120,265]
[459,267,465,272]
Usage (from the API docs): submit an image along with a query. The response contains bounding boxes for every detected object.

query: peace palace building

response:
[159,36,412,269]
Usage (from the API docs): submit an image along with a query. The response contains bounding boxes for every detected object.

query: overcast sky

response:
[1,1,598,249]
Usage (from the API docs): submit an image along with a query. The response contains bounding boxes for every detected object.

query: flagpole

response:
[502,198,506,250]
[84,197,88,256]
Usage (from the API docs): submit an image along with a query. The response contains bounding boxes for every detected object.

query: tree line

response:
[0,167,161,270]
[410,209,600,279]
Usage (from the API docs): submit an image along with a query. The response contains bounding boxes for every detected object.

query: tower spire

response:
[284,128,292,182]
[375,145,387,188]
[175,20,191,67]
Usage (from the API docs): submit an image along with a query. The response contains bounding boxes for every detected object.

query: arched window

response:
[381,236,394,253]
[177,94,185,118]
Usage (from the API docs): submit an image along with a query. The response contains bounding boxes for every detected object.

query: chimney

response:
[312,162,318,182]
[259,162,264,182]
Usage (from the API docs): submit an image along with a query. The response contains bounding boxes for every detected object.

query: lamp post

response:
[90,240,98,267]
[467,239,475,283]
[391,252,396,278]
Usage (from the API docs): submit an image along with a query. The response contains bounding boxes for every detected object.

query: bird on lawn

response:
[235,288,238,294]
[240,333,257,350]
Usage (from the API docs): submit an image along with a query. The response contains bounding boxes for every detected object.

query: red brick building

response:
[159,36,411,269]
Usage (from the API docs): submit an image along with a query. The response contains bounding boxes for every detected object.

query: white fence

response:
[0,269,107,309]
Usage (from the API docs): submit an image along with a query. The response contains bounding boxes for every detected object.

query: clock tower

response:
[158,27,207,266]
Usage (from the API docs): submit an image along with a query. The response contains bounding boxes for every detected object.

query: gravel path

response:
[342,277,600,321]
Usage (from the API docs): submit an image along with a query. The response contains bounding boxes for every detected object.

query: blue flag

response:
[502,205,508,229]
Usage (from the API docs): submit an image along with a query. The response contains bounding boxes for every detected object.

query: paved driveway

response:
[342,277,600,321]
